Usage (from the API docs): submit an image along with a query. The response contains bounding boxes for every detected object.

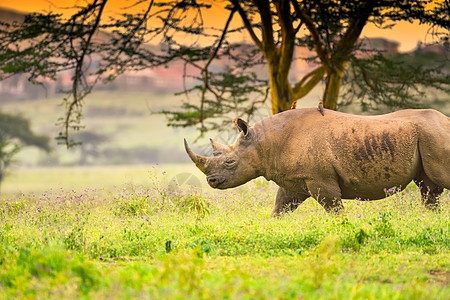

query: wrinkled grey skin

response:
[185,108,450,216]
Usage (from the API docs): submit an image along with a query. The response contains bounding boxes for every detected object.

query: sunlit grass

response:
[0,166,449,298]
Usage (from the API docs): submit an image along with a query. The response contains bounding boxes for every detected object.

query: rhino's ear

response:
[235,118,250,137]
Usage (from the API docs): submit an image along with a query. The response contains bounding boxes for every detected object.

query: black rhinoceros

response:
[184,108,450,216]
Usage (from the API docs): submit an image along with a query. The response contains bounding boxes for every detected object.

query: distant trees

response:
[70,131,108,165]
[0,112,50,193]
[0,0,448,145]
[342,43,450,112]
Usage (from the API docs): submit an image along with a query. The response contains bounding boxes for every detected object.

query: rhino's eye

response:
[224,159,237,168]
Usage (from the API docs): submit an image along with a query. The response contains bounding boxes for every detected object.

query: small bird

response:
[290,100,297,110]
[232,118,242,131]
[318,101,324,116]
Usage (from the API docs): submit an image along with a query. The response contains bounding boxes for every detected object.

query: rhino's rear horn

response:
[210,138,229,156]
[184,139,207,173]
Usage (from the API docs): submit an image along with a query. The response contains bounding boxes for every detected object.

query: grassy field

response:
[0,165,449,299]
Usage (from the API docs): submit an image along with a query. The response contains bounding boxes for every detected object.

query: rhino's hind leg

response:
[317,197,344,214]
[306,180,344,214]
[271,187,308,217]
[414,171,443,211]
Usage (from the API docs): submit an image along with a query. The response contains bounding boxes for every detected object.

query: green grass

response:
[0,166,449,299]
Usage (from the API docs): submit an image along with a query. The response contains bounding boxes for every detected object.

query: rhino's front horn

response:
[184,139,208,173]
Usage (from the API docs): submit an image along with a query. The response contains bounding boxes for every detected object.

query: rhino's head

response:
[184,118,262,189]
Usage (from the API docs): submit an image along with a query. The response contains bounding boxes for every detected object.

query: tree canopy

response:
[0,113,50,151]
[0,0,449,146]
[0,112,51,190]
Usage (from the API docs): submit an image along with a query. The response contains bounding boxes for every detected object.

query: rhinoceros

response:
[184,108,450,216]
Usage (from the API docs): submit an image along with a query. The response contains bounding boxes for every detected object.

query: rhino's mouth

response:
[207,175,225,189]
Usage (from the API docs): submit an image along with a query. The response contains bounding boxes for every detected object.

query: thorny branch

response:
[176,7,236,131]
[61,0,108,147]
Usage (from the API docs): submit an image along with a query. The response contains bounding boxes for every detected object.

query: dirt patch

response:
[429,270,450,286]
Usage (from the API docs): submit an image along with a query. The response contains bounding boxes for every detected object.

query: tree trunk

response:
[323,65,345,110]
[269,74,292,114]
[268,58,292,114]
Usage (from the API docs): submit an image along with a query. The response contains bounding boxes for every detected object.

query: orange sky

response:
[0,0,435,52]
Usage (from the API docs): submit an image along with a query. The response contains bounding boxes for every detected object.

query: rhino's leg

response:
[271,187,308,217]
[306,180,344,213]
[414,171,443,211]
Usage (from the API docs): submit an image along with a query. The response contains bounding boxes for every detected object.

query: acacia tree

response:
[0,112,51,193]
[0,0,448,145]
[70,131,108,165]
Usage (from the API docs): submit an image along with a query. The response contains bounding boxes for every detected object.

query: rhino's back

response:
[257,108,423,199]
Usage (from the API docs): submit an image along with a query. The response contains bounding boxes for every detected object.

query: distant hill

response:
[0,7,24,23]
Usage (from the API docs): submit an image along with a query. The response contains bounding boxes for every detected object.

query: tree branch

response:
[290,66,325,99]
[254,0,276,56]
[175,7,236,130]
[333,1,375,67]
[242,86,270,120]
[230,0,263,51]
[62,0,108,147]
[115,0,154,57]
[276,0,296,78]
[291,0,330,70]
[205,7,236,69]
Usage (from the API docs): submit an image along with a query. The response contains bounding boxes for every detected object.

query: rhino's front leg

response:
[271,187,309,217]
[306,179,344,213]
